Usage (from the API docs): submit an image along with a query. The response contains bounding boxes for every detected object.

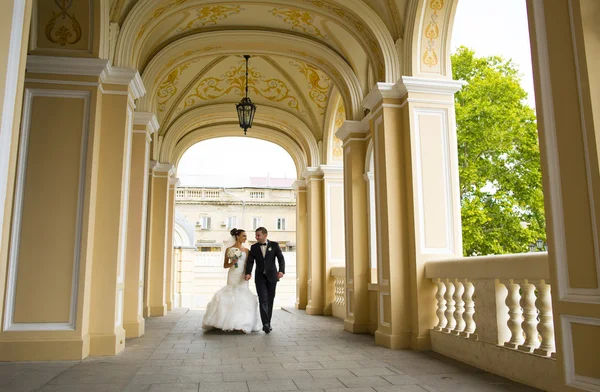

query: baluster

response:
[453,279,465,334]
[534,280,555,356]
[504,280,525,349]
[433,279,447,331]
[518,281,540,352]
[443,279,456,333]
[460,279,476,337]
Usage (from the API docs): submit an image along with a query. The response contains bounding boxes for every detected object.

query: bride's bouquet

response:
[227,247,242,268]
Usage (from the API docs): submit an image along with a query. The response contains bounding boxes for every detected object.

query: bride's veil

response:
[221,235,236,261]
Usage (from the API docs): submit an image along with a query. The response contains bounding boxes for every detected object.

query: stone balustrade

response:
[425,253,558,390]
[330,267,346,320]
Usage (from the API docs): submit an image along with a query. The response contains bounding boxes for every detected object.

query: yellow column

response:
[122,113,157,338]
[363,78,462,350]
[527,0,600,388]
[88,68,146,356]
[336,119,371,333]
[0,56,143,360]
[165,177,179,311]
[293,180,308,310]
[303,167,326,315]
[145,162,174,317]
[320,165,345,316]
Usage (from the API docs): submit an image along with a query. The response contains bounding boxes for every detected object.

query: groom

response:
[245,227,285,334]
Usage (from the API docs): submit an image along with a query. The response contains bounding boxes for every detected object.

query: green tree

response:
[452,46,545,256]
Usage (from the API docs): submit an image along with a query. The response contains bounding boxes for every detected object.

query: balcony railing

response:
[176,189,221,200]
[425,252,558,390]
[331,267,346,320]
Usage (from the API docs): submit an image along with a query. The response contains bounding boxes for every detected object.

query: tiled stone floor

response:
[0,308,543,392]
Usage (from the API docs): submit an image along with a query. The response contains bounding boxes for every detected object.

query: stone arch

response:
[159,104,319,173]
[322,91,345,165]
[171,125,304,178]
[403,0,460,78]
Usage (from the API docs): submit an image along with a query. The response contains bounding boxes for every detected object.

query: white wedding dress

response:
[202,250,262,334]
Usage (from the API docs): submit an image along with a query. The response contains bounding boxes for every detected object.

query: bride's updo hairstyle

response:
[230,228,245,238]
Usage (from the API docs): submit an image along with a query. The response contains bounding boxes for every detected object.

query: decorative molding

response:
[133,112,160,134]
[169,176,181,187]
[0,0,27,252]
[27,55,109,77]
[398,76,465,96]
[362,82,402,111]
[25,78,100,87]
[302,166,324,180]
[292,180,307,191]
[335,116,370,142]
[3,89,91,332]
[26,56,146,99]
[561,315,600,391]
[151,161,175,177]
[320,165,344,180]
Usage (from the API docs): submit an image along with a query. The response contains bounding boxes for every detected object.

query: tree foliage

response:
[452,47,545,256]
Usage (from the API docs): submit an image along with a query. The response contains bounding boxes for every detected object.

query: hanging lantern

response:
[236,55,257,135]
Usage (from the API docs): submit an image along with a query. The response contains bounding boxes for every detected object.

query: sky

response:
[178,0,535,186]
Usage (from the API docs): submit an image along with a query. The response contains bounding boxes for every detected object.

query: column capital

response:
[150,161,174,177]
[362,77,465,111]
[169,177,181,188]
[292,180,307,191]
[302,166,324,181]
[336,117,370,143]
[320,165,343,180]
[133,112,159,135]
[25,56,146,99]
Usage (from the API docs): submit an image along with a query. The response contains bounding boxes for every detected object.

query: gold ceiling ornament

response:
[270,8,327,40]
[290,60,331,115]
[332,99,345,159]
[177,5,243,33]
[297,0,385,79]
[157,62,192,112]
[136,0,191,43]
[183,58,302,113]
[45,0,82,47]
[422,0,443,67]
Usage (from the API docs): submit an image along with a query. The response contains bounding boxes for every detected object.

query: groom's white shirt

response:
[260,240,268,258]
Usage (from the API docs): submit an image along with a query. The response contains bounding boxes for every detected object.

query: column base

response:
[305,304,324,315]
[344,319,370,333]
[375,330,411,349]
[89,329,126,356]
[0,335,90,361]
[143,306,150,318]
[323,304,332,316]
[166,301,173,311]
[411,333,432,351]
[295,301,307,310]
[150,305,167,317]
[123,319,145,338]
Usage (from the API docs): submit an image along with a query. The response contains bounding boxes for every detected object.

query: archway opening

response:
[175,137,298,309]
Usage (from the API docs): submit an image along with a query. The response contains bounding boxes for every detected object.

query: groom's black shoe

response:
[263,324,271,334]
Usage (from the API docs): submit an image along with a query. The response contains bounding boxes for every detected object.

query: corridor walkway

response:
[0,309,541,392]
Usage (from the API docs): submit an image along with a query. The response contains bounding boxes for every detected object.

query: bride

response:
[202,228,262,334]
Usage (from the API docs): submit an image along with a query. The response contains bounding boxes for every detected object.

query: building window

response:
[201,216,211,230]
[226,216,237,229]
[252,217,263,230]
[250,191,265,199]
[276,217,286,231]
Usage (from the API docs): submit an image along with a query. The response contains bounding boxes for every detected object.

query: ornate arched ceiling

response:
[108,0,411,166]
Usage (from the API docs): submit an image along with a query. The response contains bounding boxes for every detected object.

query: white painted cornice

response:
[362,82,402,111]
[169,176,181,187]
[27,55,109,77]
[103,64,146,99]
[292,180,307,191]
[133,112,159,134]
[335,116,370,142]
[320,165,344,179]
[26,55,146,99]
[150,161,175,177]
[397,76,465,96]
[302,166,324,180]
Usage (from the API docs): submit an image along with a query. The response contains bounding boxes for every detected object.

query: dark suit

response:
[245,240,285,326]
